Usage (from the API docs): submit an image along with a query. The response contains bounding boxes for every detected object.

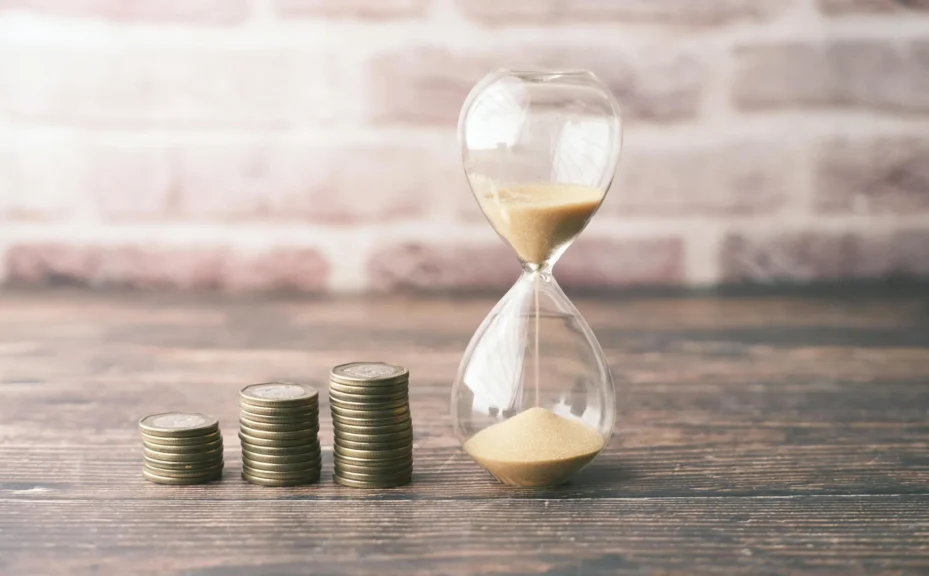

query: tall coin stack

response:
[239,382,321,487]
[140,413,224,485]
[330,362,413,488]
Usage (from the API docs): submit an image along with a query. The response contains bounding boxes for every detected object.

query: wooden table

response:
[1,287,928,575]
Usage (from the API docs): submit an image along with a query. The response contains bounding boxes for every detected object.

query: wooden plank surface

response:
[1,287,928,575]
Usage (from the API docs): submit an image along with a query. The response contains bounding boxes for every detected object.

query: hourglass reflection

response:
[451,70,623,487]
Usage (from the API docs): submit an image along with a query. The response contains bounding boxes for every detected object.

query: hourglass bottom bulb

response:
[463,407,604,487]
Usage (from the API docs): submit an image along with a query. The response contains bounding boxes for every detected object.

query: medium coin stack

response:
[330,362,413,488]
[140,413,224,485]
[239,382,321,487]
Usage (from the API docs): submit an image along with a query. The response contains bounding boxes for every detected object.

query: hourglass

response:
[451,69,623,487]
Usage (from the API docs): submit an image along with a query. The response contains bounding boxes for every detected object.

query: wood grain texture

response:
[0,287,928,575]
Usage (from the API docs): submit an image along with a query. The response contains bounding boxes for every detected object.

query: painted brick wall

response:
[0,0,927,292]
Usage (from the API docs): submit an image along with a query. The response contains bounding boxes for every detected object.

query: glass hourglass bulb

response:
[451,69,623,487]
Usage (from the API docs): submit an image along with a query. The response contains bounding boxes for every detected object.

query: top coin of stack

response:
[330,362,413,489]
[239,382,321,487]
[140,412,224,485]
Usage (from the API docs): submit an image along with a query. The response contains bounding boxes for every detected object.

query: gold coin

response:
[144,468,223,485]
[239,416,318,432]
[333,473,411,489]
[241,471,319,487]
[240,382,318,408]
[237,426,319,440]
[143,447,224,463]
[334,444,412,460]
[139,413,219,438]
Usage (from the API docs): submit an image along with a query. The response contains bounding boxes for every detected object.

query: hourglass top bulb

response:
[459,69,622,269]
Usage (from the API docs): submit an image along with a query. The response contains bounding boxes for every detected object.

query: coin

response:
[238,431,318,447]
[330,362,409,386]
[333,473,411,489]
[144,462,224,478]
[328,381,408,396]
[240,382,318,408]
[144,468,223,485]
[241,467,322,480]
[239,407,319,422]
[141,430,222,446]
[334,428,412,443]
[142,437,224,454]
[144,461,224,477]
[329,404,410,419]
[239,416,318,432]
[241,440,319,454]
[139,413,219,438]
[237,426,319,440]
[334,444,412,460]
[333,452,412,467]
[334,459,412,475]
[328,388,408,404]
[329,396,409,411]
[241,450,321,464]
[331,417,412,431]
[242,458,321,473]
[333,437,411,451]
[241,471,319,487]
[332,418,413,434]
[333,467,411,481]
[143,447,224,463]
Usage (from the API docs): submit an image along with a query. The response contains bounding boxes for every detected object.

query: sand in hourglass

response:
[476,184,605,265]
[464,407,604,487]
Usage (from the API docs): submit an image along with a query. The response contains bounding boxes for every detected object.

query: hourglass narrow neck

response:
[521,261,553,276]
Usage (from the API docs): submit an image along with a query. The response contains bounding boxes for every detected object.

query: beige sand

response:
[476,184,605,265]
[464,407,604,487]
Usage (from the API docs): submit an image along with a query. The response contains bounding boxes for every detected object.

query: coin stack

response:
[140,412,224,485]
[239,382,321,487]
[330,362,413,488]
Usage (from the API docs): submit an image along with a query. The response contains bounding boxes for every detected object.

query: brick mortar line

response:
[2,116,927,148]
[0,239,8,284]
[1,10,926,52]
[2,215,928,243]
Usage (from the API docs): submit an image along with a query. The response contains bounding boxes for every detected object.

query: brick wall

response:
[0,0,927,292]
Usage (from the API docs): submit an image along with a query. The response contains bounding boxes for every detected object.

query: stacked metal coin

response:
[239,382,321,486]
[330,362,413,488]
[140,412,224,485]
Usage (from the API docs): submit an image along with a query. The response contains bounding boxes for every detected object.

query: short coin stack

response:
[140,413,224,485]
[239,382,321,487]
[330,362,413,488]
